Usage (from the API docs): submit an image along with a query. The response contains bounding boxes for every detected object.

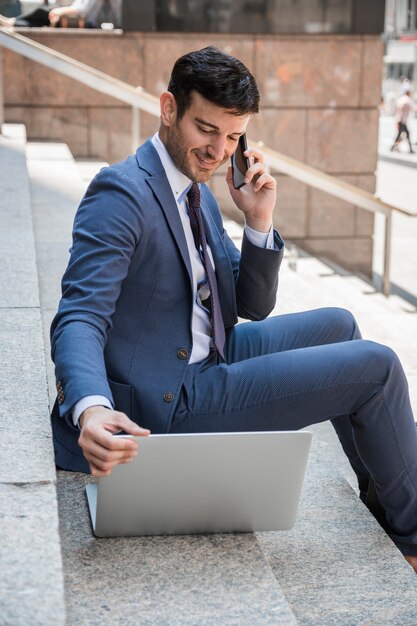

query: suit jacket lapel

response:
[136,141,193,286]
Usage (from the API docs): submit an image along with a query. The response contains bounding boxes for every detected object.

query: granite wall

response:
[3,30,383,275]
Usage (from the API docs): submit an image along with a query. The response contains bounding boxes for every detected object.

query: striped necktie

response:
[187,183,226,359]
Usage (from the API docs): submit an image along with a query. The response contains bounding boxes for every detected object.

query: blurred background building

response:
[383,0,417,112]
[1,0,392,275]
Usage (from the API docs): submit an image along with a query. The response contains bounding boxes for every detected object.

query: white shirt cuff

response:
[244,223,274,249]
[72,395,112,427]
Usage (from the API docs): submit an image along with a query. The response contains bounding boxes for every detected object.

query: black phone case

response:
[231,135,250,189]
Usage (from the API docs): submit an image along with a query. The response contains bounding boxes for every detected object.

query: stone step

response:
[0,125,66,626]
[258,432,417,626]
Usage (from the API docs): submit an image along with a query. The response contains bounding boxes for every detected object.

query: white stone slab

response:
[0,482,65,626]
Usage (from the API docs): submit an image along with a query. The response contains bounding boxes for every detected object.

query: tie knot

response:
[187,183,200,210]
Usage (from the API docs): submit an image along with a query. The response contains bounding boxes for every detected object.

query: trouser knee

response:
[326,307,361,341]
[361,340,402,382]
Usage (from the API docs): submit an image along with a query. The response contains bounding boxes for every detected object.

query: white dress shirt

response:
[72,133,274,425]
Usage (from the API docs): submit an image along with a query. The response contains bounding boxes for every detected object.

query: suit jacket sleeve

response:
[234,230,284,320]
[50,166,143,418]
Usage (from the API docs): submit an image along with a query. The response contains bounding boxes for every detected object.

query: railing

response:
[1,27,415,296]
[0,28,159,151]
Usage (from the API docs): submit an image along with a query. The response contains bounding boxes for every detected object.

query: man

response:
[51,46,417,570]
[391,89,417,154]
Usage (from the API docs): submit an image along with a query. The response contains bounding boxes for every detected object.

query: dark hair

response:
[167,46,260,119]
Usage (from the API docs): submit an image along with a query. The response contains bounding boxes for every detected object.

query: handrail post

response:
[131,106,140,154]
[383,209,392,297]
[0,46,4,131]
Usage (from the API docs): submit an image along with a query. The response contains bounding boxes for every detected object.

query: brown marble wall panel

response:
[6,106,89,157]
[254,37,362,108]
[249,108,306,162]
[361,37,384,108]
[274,175,308,239]
[354,175,376,237]
[142,34,255,98]
[4,50,31,104]
[88,108,132,163]
[141,111,161,145]
[209,172,308,240]
[307,108,379,173]
[308,175,356,238]
[3,30,383,275]
[296,237,373,277]
[19,32,143,107]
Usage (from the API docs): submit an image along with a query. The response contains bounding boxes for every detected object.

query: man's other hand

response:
[78,406,150,476]
[226,145,276,234]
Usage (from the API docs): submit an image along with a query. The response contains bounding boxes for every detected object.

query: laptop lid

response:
[86,431,312,538]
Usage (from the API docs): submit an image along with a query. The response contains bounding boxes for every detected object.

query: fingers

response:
[229,145,272,190]
[78,406,150,476]
[86,447,137,477]
[243,160,276,193]
[245,146,265,164]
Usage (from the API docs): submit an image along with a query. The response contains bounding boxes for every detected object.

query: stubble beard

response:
[165,125,223,184]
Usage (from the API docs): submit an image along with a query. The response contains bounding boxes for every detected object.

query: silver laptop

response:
[85,431,312,538]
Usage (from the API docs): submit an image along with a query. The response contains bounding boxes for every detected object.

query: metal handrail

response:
[0,28,159,149]
[1,27,415,296]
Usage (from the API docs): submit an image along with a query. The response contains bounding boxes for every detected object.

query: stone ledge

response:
[0,125,65,625]
[0,125,40,308]
[0,482,66,626]
[0,306,56,483]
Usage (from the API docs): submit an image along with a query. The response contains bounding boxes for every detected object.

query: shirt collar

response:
[151,132,194,205]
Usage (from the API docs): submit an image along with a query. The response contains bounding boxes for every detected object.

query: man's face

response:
[161,91,251,183]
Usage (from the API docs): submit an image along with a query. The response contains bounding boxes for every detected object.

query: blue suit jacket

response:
[51,139,284,471]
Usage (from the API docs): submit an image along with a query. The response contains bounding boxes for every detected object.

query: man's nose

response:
[207,136,227,161]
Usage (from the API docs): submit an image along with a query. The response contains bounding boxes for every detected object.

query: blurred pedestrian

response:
[400,75,412,95]
[390,90,417,154]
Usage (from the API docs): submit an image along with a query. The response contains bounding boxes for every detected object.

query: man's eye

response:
[198,127,212,134]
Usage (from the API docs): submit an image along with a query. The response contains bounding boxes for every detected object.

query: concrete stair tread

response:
[259,432,417,625]
[57,473,297,626]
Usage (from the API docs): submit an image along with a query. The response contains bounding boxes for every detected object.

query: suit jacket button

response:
[177,348,189,360]
[163,392,174,403]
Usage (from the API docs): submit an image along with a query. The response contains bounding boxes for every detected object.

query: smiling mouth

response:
[195,153,218,170]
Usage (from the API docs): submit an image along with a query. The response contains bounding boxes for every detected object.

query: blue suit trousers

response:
[169,307,417,556]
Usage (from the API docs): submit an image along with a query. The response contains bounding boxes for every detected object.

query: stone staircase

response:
[2,123,417,625]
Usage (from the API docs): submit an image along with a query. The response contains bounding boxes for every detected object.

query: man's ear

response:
[160,92,177,127]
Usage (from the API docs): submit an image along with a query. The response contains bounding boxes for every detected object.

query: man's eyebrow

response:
[194,117,220,130]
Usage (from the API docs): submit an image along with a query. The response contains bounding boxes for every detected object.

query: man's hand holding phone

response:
[228,135,276,233]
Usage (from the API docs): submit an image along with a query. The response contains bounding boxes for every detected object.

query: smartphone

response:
[231,134,250,189]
